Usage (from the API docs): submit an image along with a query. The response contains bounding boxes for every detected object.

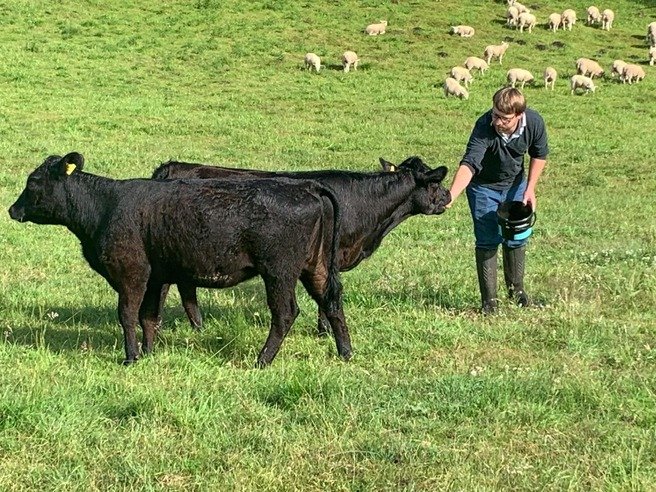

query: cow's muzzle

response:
[8,205,25,222]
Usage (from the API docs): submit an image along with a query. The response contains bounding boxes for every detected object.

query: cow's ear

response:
[379,158,396,172]
[57,152,85,176]
[427,166,448,182]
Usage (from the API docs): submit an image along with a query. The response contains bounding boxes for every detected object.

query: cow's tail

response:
[317,183,343,314]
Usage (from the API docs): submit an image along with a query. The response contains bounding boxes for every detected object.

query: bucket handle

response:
[529,212,537,227]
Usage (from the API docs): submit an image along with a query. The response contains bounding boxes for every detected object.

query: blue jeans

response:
[466,180,528,249]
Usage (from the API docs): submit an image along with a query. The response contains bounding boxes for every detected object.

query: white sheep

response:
[544,67,557,90]
[342,51,359,73]
[548,13,562,32]
[570,74,596,94]
[444,77,469,99]
[562,9,577,31]
[451,25,475,37]
[304,53,321,72]
[602,9,614,30]
[507,6,520,27]
[621,64,646,84]
[587,6,602,25]
[464,56,489,75]
[611,59,627,78]
[576,57,604,78]
[513,2,529,14]
[650,47,656,66]
[518,12,537,33]
[365,20,387,36]
[450,66,473,87]
[647,22,656,46]
[484,42,510,65]
[507,68,534,88]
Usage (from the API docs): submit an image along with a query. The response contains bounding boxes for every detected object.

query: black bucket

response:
[497,200,536,241]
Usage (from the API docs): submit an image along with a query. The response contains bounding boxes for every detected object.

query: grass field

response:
[1,0,656,490]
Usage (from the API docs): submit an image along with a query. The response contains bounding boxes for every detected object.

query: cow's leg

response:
[108,253,150,364]
[117,284,147,364]
[300,276,331,337]
[178,283,203,330]
[256,277,299,368]
[157,284,171,329]
[139,281,164,355]
[301,273,352,361]
[317,312,331,337]
[323,297,352,361]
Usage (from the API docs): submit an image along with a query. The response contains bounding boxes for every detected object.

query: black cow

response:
[152,156,451,333]
[9,153,351,367]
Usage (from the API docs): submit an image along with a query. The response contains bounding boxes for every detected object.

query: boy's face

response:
[491,108,522,134]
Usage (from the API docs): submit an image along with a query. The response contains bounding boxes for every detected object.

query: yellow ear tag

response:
[65,163,77,175]
[389,165,396,172]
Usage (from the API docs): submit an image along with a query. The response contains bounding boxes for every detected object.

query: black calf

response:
[9,153,351,366]
[152,156,450,333]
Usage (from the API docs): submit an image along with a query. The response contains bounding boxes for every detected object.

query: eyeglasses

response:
[491,111,518,123]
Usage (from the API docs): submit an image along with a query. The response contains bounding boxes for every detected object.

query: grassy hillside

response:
[1,0,655,489]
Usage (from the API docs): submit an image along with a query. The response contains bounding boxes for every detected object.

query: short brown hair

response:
[492,87,526,115]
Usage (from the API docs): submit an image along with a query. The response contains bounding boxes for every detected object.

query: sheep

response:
[443,77,469,100]
[587,6,602,26]
[544,67,557,90]
[647,22,656,46]
[513,2,529,14]
[611,59,627,78]
[304,53,321,72]
[621,64,646,84]
[576,57,604,78]
[450,66,473,87]
[451,25,475,37]
[464,56,489,75]
[650,46,656,66]
[342,51,359,73]
[611,60,627,77]
[548,13,562,32]
[365,20,387,36]
[562,9,577,31]
[570,74,596,95]
[507,6,520,27]
[484,42,509,65]
[518,12,537,33]
[507,68,534,88]
[601,9,614,30]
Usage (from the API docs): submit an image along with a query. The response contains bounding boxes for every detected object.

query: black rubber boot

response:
[502,244,530,307]
[475,248,498,314]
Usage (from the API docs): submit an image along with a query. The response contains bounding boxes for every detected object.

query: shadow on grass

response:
[5,279,334,364]
[6,304,125,363]
[5,296,260,363]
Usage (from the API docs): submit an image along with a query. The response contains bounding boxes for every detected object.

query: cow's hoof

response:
[481,299,498,315]
[339,350,353,362]
[316,321,332,337]
[122,358,138,366]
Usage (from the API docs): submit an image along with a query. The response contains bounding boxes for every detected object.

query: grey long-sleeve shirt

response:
[461,108,549,190]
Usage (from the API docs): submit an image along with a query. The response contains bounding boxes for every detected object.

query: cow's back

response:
[132,178,331,287]
[152,161,279,180]
[151,162,417,271]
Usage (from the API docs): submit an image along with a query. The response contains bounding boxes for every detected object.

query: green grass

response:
[1,0,656,489]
